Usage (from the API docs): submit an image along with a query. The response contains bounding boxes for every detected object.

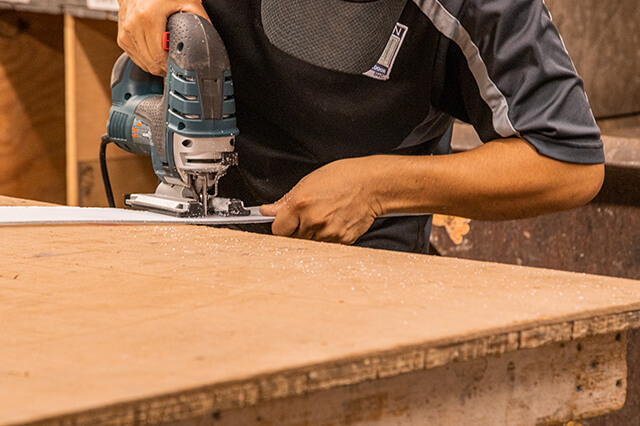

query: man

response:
[117,0,604,253]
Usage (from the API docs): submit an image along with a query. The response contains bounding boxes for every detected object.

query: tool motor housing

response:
[107,13,239,186]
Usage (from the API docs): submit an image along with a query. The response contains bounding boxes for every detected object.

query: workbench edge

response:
[19,308,640,425]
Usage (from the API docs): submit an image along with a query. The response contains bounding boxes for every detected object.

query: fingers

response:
[141,17,168,75]
[261,160,378,244]
[312,225,355,245]
[116,0,212,76]
[117,4,165,75]
[265,198,364,244]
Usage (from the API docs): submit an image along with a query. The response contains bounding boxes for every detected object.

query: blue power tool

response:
[104,13,248,217]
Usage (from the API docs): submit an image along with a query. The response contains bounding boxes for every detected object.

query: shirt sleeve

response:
[432,0,604,164]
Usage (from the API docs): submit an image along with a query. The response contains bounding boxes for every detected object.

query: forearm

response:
[370,138,604,220]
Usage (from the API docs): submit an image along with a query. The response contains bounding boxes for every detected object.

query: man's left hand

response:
[259,158,384,244]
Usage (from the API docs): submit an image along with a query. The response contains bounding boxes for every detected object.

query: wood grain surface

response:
[1,197,640,424]
[0,12,66,204]
[172,332,629,425]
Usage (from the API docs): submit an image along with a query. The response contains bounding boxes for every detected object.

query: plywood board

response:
[1,196,640,424]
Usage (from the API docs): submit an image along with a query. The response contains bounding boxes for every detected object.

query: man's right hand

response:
[117,0,210,76]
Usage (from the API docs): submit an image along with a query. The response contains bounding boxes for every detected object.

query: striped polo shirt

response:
[204,0,604,207]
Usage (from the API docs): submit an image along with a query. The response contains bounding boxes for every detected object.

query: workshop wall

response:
[0,12,66,204]
[546,0,640,118]
[67,17,157,208]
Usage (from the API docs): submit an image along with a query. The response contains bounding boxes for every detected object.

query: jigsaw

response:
[101,12,249,217]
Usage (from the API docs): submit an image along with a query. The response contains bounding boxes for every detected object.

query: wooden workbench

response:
[1,1,639,209]
[1,196,640,425]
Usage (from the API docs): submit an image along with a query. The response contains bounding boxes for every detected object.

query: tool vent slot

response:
[175,72,195,82]
[171,108,201,120]
[222,72,236,120]
[174,91,197,101]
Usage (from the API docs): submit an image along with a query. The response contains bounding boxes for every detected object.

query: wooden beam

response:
[64,13,78,206]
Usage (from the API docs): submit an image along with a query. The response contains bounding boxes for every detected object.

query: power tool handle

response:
[166,13,233,121]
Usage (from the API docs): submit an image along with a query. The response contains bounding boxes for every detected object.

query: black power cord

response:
[99,134,116,208]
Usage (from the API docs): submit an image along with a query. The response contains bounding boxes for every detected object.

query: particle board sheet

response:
[1,219,640,424]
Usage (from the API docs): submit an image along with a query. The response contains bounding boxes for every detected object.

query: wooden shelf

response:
[0,0,117,20]
[0,11,66,204]
[0,7,155,206]
[64,14,156,207]
[452,118,640,169]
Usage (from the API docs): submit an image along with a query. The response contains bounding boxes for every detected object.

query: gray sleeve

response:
[430,0,604,164]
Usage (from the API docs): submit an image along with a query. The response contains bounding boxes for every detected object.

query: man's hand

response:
[117,0,210,75]
[260,158,384,244]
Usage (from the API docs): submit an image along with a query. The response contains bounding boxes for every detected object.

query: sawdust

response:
[432,215,471,245]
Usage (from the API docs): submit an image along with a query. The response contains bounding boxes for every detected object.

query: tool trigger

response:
[162,32,170,51]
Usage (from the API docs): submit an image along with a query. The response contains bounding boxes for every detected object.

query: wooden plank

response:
[64,13,78,205]
[583,329,640,426]
[0,203,639,424]
[0,0,118,20]
[0,12,66,204]
[0,0,63,15]
[170,333,628,425]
